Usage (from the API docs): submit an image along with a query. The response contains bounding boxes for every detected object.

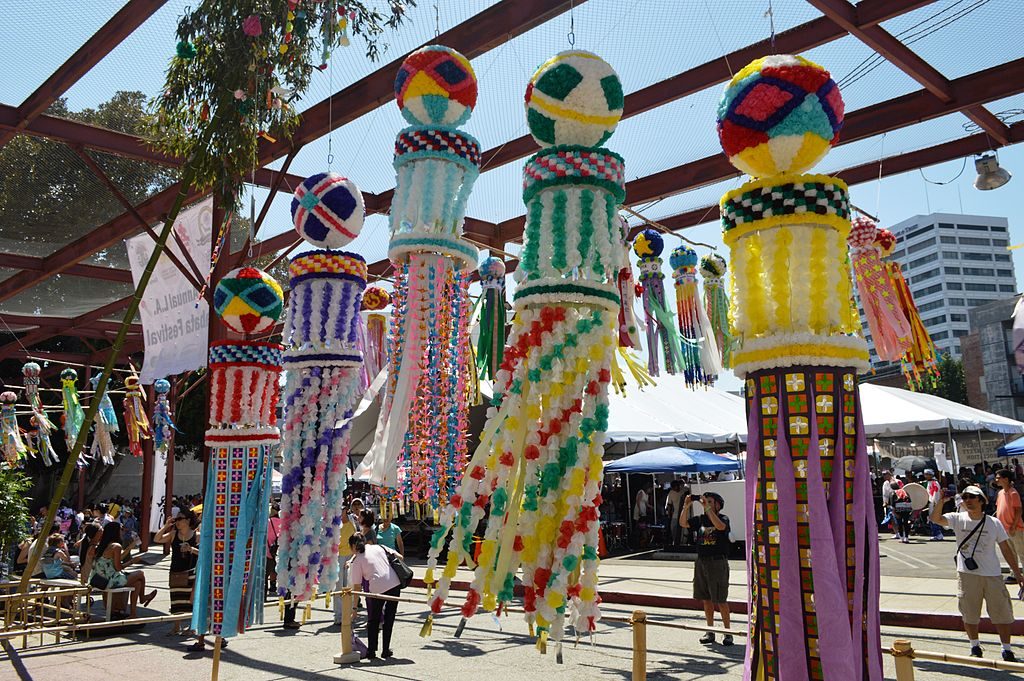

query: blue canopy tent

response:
[605,446,740,474]
[997,436,1024,458]
[605,447,740,526]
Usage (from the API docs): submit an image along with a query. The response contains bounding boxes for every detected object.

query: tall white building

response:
[860,212,1016,368]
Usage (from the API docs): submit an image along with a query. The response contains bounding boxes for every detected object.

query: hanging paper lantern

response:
[291,172,365,249]
[213,266,284,335]
[525,50,624,148]
[123,375,151,458]
[22,361,57,466]
[0,390,27,468]
[395,45,478,127]
[476,256,507,381]
[669,245,720,387]
[60,368,87,466]
[633,229,679,377]
[717,54,844,178]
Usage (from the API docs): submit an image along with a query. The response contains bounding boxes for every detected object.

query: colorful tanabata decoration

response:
[875,227,938,387]
[614,217,641,350]
[60,369,87,466]
[152,378,177,452]
[0,391,26,467]
[699,254,732,368]
[360,286,391,387]
[360,45,480,507]
[669,245,721,387]
[847,217,911,363]
[22,362,57,466]
[122,375,151,458]
[633,228,680,376]
[476,256,507,382]
[717,54,843,179]
[192,341,281,639]
[425,49,625,656]
[276,250,367,602]
[718,55,882,681]
[88,375,119,466]
[213,266,285,335]
[291,172,365,249]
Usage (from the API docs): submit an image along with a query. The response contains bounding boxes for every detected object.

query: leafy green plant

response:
[0,468,32,577]
[149,0,413,211]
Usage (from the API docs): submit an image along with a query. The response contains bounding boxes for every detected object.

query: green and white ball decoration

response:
[525,50,624,148]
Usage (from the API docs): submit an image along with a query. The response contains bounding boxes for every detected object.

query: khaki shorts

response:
[1006,532,1024,569]
[958,572,1015,625]
[694,555,730,603]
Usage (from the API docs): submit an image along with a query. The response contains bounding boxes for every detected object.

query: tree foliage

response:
[919,354,968,405]
[0,468,32,565]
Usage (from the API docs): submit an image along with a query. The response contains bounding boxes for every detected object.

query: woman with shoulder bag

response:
[155,509,200,634]
[348,533,404,661]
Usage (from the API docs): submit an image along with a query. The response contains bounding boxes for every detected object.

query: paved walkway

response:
[3,539,1022,681]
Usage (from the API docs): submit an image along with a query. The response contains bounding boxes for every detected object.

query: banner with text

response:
[126,198,212,384]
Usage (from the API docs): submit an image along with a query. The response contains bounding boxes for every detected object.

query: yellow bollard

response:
[333,588,360,664]
[632,610,647,681]
[892,640,915,681]
[210,636,222,681]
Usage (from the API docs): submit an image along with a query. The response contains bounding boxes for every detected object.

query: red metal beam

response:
[256,0,585,163]
[630,121,1024,237]
[485,57,1024,243]
[0,0,168,150]
[0,295,136,362]
[0,254,133,284]
[806,0,1012,144]
[375,0,934,216]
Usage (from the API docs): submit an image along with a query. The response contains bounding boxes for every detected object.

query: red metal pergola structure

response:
[1,0,1022,361]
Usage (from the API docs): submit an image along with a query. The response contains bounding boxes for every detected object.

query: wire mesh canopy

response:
[1,0,1023,367]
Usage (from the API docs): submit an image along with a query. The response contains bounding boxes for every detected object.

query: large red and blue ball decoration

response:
[291,173,365,249]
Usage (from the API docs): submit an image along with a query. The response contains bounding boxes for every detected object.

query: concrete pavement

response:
[3,539,1023,681]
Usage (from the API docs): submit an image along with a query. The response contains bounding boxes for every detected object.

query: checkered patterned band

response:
[394,127,481,172]
[289,250,367,284]
[721,178,850,234]
[523,146,625,205]
[513,277,620,313]
[208,342,283,369]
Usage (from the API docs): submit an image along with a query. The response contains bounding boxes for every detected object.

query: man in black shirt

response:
[682,491,733,646]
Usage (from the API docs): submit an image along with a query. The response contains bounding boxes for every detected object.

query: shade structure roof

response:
[997,436,1024,457]
[2,0,1024,376]
[605,446,741,474]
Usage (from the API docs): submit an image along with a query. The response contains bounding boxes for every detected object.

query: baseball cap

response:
[923,469,934,475]
[702,492,725,509]
[962,485,987,500]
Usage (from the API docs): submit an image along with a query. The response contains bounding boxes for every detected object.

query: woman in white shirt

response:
[348,533,402,660]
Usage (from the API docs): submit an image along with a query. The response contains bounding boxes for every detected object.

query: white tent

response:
[604,378,747,445]
[858,384,1024,436]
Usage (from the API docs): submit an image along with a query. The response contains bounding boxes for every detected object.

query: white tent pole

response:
[652,473,657,526]
[977,428,984,467]
[948,423,960,472]
[625,471,632,536]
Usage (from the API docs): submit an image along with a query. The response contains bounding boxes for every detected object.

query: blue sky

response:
[2,0,1022,391]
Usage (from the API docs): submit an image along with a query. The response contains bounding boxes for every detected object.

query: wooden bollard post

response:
[333,588,360,665]
[632,610,647,681]
[892,639,915,681]
[210,636,223,681]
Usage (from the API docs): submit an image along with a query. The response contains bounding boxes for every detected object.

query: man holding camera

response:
[682,491,733,646]
[931,484,1024,661]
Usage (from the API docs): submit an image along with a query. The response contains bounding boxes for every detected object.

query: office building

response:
[860,212,1016,369]
[962,297,1024,422]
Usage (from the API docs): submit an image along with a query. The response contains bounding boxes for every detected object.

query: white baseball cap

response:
[961,485,987,500]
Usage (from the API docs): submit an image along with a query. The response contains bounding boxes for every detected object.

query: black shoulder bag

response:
[955,517,985,571]
[384,546,413,589]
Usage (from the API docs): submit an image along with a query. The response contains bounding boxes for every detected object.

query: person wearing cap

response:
[682,491,733,646]
[923,469,945,541]
[932,484,1024,661]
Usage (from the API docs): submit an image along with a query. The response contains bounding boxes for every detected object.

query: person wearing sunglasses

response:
[932,485,1024,661]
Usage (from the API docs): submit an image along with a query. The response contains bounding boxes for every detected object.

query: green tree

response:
[920,354,968,405]
[0,468,32,579]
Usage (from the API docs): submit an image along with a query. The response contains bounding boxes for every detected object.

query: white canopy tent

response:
[858,384,1024,437]
[605,378,747,446]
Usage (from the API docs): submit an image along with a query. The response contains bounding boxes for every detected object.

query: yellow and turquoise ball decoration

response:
[394,45,478,127]
[717,55,844,178]
[525,50,624,148]
[213,266,284,335]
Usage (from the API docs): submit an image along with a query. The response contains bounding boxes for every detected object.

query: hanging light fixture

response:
[974,152,1012,190]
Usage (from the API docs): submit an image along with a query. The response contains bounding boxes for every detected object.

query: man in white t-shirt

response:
[932,485,1024,661]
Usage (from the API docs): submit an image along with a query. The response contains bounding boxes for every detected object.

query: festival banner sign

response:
[126,198,213,384]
